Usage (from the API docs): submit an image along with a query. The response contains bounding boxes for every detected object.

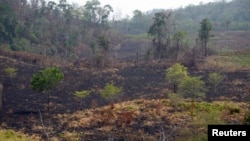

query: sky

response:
[51,0,223,18]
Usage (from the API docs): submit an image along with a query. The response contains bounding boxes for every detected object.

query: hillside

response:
[175,0,250,32]
[0,47,250,140]
[1,0,250,140]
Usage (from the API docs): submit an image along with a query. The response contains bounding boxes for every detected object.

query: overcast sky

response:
[51,0,226,18]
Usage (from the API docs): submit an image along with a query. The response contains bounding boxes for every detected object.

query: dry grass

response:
[49,98,249,140]
[0,98,248,141]
[0,49,69,67]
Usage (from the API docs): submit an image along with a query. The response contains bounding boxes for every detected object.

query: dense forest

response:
[0,0,250,59]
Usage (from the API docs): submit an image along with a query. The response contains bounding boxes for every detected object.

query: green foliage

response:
[1,0,250,58]
[178,76,207,100]
[129,10,153,34]
[189,110,224,140]
[0,129,33,141]
[124,105,136,111]
[165,63,188,92]
[244,102,250,125]
[31,67,64,92]
[208,72,224,94]
[168,93,182,110]
[4,67,17,78]
[208,72,224,86]
[73,90,90,109]
[10,38,31,51]
[178,101,246,141]
[90,41,96,54]
[172,31,187,60]
[233,54,250,67]
[166,63,188,84]
[166,63,207,101]
[73,90,90,98]
[101,83,122,100]
[148,12,175,59]
[179,101,224,113]
[243,112,250,125]
[172,31,187,43]
[0,2,16,44]
[98,35,110,52]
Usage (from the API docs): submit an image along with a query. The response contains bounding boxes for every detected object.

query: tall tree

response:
[165,63,188,93]
[198,18,212,57]
[172,31,187,60]
[84,0,101,24]
[100,4,113,25]
[0,1,16,45]
[148,11,174,59]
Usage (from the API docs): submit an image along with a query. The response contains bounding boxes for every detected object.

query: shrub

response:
[101,83,122,100]
[207,72,224,96]
[101,83,122,109]
[178,76,207,100]
[73,90,90,98]
[31,67,64,111]
[243,112,250,125]
[4,67,17,78]
[208,72,224,86]
[31,67,64,92]
[168,93,182,110]
[73,90,90,110]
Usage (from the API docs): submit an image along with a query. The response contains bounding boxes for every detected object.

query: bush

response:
[178,76,207,100]
[208,72,224,86]
[207,72,224,95]
[101,83,122,100]
[73,90,90,109]
[10,38,31,51]
[31,67,64,111]
[31,67,64,92]
[168,93,182,110]
[73,90,90,98]
[243,112,250,125]
[4,67,17,78]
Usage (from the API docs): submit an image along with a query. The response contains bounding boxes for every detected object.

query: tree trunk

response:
[48,93,50,112]
[173,83,177,93]
[176,42,180,61]
[204,41,207,57]
[0,83,3,112]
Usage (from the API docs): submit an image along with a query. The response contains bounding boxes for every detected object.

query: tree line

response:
[0,0,249,60]
[0,0,114,58]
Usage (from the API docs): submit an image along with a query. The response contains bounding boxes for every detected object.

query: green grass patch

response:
[0,129,33,141]
[204,53,250,71]
[232,54,250,67]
